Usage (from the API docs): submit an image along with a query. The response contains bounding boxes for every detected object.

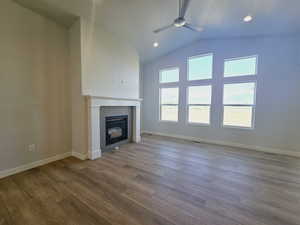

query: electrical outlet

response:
[28,144,36,152]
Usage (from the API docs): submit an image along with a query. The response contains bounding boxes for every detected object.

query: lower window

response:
[161,105,178,121]
[188,106,210,124]
[223,106,253,128]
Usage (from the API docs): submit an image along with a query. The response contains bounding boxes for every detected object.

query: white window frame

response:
[222,55,258,130]
[186,53,214,126]
[186,85,212,126]
[187,53,214,81]
[158,67,180,123]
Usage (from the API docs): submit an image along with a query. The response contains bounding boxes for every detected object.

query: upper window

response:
[188,54,213,81]
[224,56,257,77]
[160,88,179,122]
[160,68,179,83]
[188,85,212,124]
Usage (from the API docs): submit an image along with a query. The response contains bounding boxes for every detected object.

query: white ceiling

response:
[15,0,300,63]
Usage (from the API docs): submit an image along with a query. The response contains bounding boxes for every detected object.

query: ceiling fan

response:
[153,0,203,34]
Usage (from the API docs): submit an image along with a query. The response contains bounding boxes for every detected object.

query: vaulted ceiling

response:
[14,0,300,63]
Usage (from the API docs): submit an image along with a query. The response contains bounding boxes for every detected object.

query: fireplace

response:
[106,115,128,146]
[86,96,141,160]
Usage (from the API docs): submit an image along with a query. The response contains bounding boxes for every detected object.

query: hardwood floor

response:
[1,134,300,225]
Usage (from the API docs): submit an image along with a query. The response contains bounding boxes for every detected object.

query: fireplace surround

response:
[86,96,142,160]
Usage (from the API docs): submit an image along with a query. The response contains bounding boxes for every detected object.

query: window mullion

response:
[223,104,254,107]
[188,104,211,106]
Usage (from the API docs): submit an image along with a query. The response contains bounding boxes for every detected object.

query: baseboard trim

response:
[142,131,300,158]
[72,151,88,160]
[0,152,72,179]
[89,149,102,160]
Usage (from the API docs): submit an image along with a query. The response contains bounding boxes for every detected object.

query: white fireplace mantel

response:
[85,95,142,160]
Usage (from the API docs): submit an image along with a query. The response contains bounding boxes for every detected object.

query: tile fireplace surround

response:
[86,96,142,160]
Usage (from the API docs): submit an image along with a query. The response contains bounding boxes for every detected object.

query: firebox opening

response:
[105,115,128,146]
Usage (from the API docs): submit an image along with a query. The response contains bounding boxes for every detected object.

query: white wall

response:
[0,0,71,171]
[80,20,140,99]
[69,18,140,157]
[142,35,300,154]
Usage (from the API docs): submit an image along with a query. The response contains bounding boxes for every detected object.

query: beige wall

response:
[0,0,71,171]
[69,20,88,156]
[0,0,141,171]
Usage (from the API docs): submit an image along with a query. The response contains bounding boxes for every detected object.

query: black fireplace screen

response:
[105,115,128,146]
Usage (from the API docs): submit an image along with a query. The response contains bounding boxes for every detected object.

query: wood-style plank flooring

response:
[1,134,300,225]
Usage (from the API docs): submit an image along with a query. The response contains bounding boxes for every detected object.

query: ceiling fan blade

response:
[179,0,191,18]
[153,24,174,33]
[184,23,203,32]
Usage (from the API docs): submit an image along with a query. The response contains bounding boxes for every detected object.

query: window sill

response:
[222,125,254,131]
[158,120,178,124]
[186,122,210,127]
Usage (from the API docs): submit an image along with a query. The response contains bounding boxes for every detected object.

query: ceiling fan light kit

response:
[153,42,159,47]
[243,15,253,22]
[174,18,186,27]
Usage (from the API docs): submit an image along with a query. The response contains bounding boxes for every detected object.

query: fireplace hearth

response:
[106,115,128,146]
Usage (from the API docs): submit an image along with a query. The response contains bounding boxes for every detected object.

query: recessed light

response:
[243,15,253,22]
[153,42,159,48]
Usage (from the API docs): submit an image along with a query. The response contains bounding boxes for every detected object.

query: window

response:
[160,68,179,83]
[188,54,213,81]
[160,88,179,122]
[188,86,212,124]
[224,56,257,77]
[187,53,213,125]
[159,67,180,122]
[157,54,258,129]
[223,82,256,128]
[222,55,258,128]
